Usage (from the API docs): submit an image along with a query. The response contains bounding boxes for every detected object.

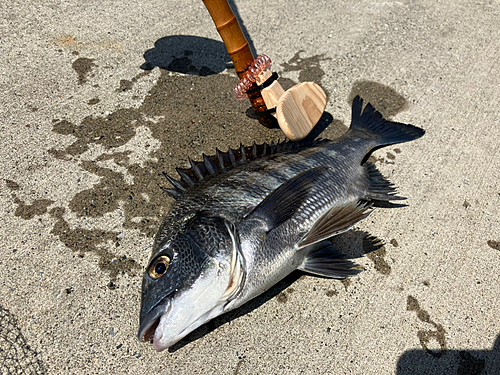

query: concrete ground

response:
[1,0,499,374]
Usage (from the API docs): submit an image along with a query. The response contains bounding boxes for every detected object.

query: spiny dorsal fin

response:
[160,186,181,199]
[161,139,328,199]
[299,201,373,248]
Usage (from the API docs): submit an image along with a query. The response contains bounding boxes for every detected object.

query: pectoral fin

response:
[245,167,327,231]
[299,201,372,248]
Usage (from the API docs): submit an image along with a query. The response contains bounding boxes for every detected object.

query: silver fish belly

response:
[138,96,425,351]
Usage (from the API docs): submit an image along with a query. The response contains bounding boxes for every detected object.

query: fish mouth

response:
[138,298,170,343]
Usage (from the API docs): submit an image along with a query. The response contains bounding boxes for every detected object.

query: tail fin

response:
[350,96,425,147]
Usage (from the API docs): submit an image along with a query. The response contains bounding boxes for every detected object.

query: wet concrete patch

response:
[340,278,351,291]
[72,57,97,85]
[487,240,500,251]
[12,196,54,220]
[363,235,391,276]
[11,50,336,287]
[117,80,133,92]
[49,207,141,283]
[407,295,447,358]
[276,292,288,304]
[325,288,338,297]
[116,71,151,92]
[5,179,20,190]
[233,358,244,375]
[281,51,331,95]
[276,287,295,303]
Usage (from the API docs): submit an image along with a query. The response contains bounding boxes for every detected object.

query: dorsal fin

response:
[161,139,328,199]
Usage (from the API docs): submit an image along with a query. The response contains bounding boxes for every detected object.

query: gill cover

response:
[138,214,245,351]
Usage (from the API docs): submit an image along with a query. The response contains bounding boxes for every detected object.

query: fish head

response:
[138,213,244,351]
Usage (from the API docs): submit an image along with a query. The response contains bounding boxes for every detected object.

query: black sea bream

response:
[138,96,425,351]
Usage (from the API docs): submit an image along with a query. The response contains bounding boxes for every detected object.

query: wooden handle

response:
[276,82,327,141]
[256,69,327,141]
[256,69,285,108]
[202,0,277,128]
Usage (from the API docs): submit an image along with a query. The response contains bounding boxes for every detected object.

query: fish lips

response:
[137,295,171,343]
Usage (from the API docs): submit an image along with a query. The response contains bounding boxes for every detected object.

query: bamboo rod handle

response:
[202,0,277,128]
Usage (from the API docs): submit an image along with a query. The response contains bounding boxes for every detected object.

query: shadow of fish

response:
[138,96,425,351]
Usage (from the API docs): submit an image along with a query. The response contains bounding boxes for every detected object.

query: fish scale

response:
[138,96,425,351]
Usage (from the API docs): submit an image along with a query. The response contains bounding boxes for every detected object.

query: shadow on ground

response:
[140,0,261,74]
[397,334,500,375]
[140,35,230,75]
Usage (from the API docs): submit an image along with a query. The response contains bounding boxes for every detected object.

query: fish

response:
[138,96,425,351]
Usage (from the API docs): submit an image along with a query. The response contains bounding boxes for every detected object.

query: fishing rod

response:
[202,0,326,141]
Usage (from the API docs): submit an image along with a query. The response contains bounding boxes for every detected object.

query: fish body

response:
[138,96,425,351]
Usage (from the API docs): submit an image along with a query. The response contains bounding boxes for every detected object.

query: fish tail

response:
[349,96,425,148]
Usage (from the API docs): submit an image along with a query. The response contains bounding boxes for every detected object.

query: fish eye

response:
[148,255,171,279]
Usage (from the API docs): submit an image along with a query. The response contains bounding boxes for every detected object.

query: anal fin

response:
[299,201,372,248]
[299,242,360,279]
[364,162,405,201]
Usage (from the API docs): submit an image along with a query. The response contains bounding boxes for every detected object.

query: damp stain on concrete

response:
[487,240,500,251]
[363,235,391,276]
[367,155,395,165]
[407,295,447,358]
[116,71,150,92]
[280,51,331,95]
[340,278,351,291]
[0,305,47,374]
[325,288,338,297]
[233,358,244,375]
[12,195,54,220]
[117,80,133,92]
[276,287,295,304]
[8,51,346,285]
[276,292,288,304]
[5,179,20,190]
[72,57,97,85]
[49,207,141,283]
